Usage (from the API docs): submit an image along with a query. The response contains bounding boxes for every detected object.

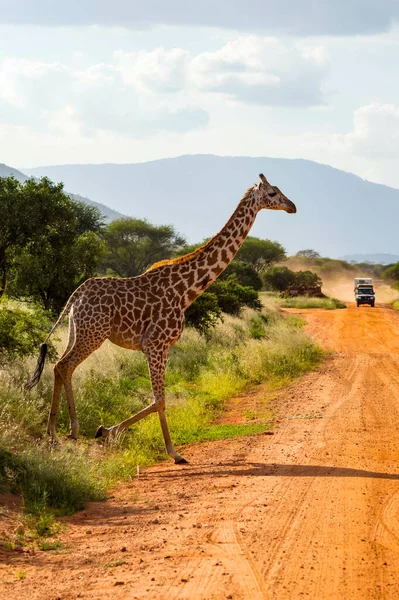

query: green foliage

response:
[1,177,105,312]
[263,267,322,292]
[294,270,322,287]
[0,305,56,361]
[279,296,346,309]
[102,217,186,277]
[383,262,399,288]
[263,266,297,291]
[235,236,286,271]
[219,260,262,290]
[211,278,262,315]
[185,278,261,334]
[0,441,106,514]
[184,291,222,335]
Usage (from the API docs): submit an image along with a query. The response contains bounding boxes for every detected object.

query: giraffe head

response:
[255,173,296,213]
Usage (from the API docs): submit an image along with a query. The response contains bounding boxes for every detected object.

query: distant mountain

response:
[340,253,399,265]
[0,163,123,223]
[24,155,399,256]
[0,163,26,182]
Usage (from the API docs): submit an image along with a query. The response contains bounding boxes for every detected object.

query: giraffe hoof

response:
[94,425,105,439]
[95,425,111,440]
[175,457,189,465]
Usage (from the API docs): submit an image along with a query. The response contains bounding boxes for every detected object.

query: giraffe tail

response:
[24,343,48,391]
[24,291,78,391]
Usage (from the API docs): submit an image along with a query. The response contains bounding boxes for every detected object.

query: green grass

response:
[37,540,64,552]
[392,300,399,311]
[279,296,346,310]
[0,301,323,517]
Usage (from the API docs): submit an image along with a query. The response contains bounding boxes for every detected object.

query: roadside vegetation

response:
[0,301,323,523]
[279,296,346,310]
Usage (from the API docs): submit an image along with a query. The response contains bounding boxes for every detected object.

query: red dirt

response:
[2,303,399,599]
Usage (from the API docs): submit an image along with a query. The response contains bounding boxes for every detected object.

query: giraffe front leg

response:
[146,345,188,465]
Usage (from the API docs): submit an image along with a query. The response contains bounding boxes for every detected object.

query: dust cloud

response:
[322,277,398,304]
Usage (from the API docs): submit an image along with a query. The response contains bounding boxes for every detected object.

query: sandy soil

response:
[2,303,399,599]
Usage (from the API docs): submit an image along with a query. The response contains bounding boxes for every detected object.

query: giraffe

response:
[26,173,296,464]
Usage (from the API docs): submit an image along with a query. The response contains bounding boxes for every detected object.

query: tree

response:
[235,237,286,272]
[383,262,399,288]
[294,270,322,287]
[295,249,321,259]
[7,178,105,312]
[103,218,186,277]
[0,177,37,299]
[219,261,262,290]
[262,266,297,292]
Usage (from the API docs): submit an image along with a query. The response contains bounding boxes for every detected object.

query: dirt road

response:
[2,303,399,599]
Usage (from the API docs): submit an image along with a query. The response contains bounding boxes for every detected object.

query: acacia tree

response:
[103,218,186,277]
[6,178,105,312]
[295,249,321,259]
[235,237,286,272]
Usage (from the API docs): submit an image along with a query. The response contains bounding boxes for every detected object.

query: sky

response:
[1,0,399,188]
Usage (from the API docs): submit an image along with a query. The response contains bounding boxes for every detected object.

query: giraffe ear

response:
[259,173,269,185]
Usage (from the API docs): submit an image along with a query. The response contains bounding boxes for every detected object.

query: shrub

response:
[219,261,262,290]
[211,278,262,315]
[262,267,322,292]
[0,305,56,361]
[262,266,297,292]
[185,291,223,334]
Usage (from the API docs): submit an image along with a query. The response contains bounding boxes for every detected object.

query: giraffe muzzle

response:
[284,199,297,214]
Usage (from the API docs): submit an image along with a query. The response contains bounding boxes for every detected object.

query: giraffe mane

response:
[145,186,255,273]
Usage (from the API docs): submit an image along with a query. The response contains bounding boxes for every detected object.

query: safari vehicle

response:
[354,278,375,307]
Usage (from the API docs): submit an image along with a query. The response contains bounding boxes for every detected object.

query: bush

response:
[262,266,297,291]
[185,278,262,333]
[0,305,56,361]
[185,292,223,334]
[294,270,322,287]
[211,279,262,315]
[263,267,322,292]
[219,261,262,290]
[0,440,106,514]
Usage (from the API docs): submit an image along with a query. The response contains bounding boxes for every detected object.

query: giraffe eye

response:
[268,190,277,198]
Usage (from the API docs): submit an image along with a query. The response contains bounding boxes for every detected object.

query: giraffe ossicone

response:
[26,174,296,464]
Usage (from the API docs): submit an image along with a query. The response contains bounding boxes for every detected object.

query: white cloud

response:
[190,37,329,106]
[0,56,208,136]
[0,37,329,142]
[114,48,190,93]
[114,37,329,107]
[345,103,399,158]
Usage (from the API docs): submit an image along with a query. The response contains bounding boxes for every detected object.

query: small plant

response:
[37,540,64,552]
[15,571,27,580]
[24,509,61,538]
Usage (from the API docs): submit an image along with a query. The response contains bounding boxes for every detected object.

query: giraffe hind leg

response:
[50,328,107,440]
[47,315,77,439]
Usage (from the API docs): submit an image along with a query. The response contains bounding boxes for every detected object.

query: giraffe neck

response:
[180,188,259,308]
